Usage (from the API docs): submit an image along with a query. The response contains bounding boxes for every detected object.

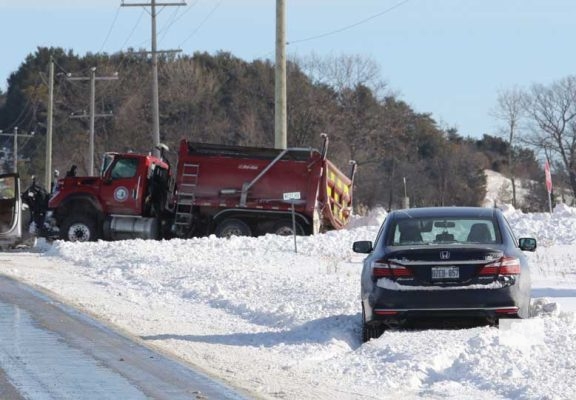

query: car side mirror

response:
[519,237,537,252]
[353,240,373,254]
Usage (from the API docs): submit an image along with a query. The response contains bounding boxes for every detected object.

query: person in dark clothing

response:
[66,165,77,177]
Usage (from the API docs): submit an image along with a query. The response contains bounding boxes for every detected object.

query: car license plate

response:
[431,266,459,279]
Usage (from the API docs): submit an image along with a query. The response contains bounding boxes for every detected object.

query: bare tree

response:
[295,53,389,99]
[491,86,526,207]
[522,76,576,199]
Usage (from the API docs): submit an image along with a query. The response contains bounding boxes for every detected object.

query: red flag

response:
[545,160,552,193]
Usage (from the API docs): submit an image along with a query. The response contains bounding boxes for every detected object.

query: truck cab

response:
[48,152,169,242]
[100,153,149,216]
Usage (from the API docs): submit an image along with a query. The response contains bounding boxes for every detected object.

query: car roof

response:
[389,206,499,219]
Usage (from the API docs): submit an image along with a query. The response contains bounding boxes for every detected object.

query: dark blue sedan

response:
[353,207,537,342]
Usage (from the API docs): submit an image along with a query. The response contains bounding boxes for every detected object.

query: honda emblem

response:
[440,251,450,260]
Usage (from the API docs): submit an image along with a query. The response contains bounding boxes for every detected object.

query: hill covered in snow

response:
[483,169,573,209]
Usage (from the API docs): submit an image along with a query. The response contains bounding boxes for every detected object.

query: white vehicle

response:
[0,173,23,250]
[0,173,39,250]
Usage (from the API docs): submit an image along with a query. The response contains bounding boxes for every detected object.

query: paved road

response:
[0,275,249,400]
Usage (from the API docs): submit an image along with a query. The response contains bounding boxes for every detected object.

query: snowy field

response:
[1,204,576,400]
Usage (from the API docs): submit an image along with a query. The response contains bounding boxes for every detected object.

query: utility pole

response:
[45,57,54,190]
[121,0,186,156]
[275,0,287,149]
[90,67,96,176]
[67,68,118,175]
[0,127,35,173]
[151,0,160,154]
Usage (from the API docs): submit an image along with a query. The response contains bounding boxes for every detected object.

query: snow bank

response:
[2,204,576,399]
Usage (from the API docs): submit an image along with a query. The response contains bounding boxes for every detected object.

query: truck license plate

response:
[431,266,459,279]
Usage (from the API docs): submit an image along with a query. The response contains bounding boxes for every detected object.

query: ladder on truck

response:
[174,163,199,229]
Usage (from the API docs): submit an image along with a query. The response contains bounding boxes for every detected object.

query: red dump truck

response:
[46,135,356,241]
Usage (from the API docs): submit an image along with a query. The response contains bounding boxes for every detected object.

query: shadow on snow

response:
[531,288,576,298]
[141,314,361,349]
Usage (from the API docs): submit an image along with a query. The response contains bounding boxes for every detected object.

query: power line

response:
[121,8,147,50]
[66,68,119,175]
[99,6,122,52]
[1,75,42,136]
[51,57,74,77]
[178,0,222,49]
[0,127,35,173]
[167,0,198,25]
[2,99,31,132]
[288,0,412,45]
[159,0,199,44]
[122,0,187,156]
[157,4,182,44]
[130,2,189,50]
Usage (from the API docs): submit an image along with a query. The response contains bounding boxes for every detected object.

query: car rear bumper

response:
[366,284,528,321]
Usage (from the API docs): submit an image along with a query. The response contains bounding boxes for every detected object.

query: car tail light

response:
[374,310,400,316]
[479,256,521,276]
[495,307,519,315]
[372,260,413,279]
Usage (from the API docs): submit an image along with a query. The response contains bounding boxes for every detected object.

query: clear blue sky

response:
[1,0,575,138]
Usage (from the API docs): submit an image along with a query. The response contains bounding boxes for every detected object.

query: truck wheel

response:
[272,220,305,236]
[61,215,98,242]
[214,219,252,238]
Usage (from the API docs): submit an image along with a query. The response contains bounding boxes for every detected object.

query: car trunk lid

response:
[384,246,504,286]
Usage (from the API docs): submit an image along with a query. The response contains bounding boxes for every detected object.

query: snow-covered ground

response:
[1,204,576,399]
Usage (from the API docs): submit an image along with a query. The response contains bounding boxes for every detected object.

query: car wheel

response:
[214,218,252,238]
[61,215,98,242]
[272,220,305,236]
[362,304,385,343]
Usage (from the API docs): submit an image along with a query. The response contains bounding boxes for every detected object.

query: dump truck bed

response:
[175,140,354,231]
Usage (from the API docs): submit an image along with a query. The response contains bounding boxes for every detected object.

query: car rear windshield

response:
[388,217,501,246]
